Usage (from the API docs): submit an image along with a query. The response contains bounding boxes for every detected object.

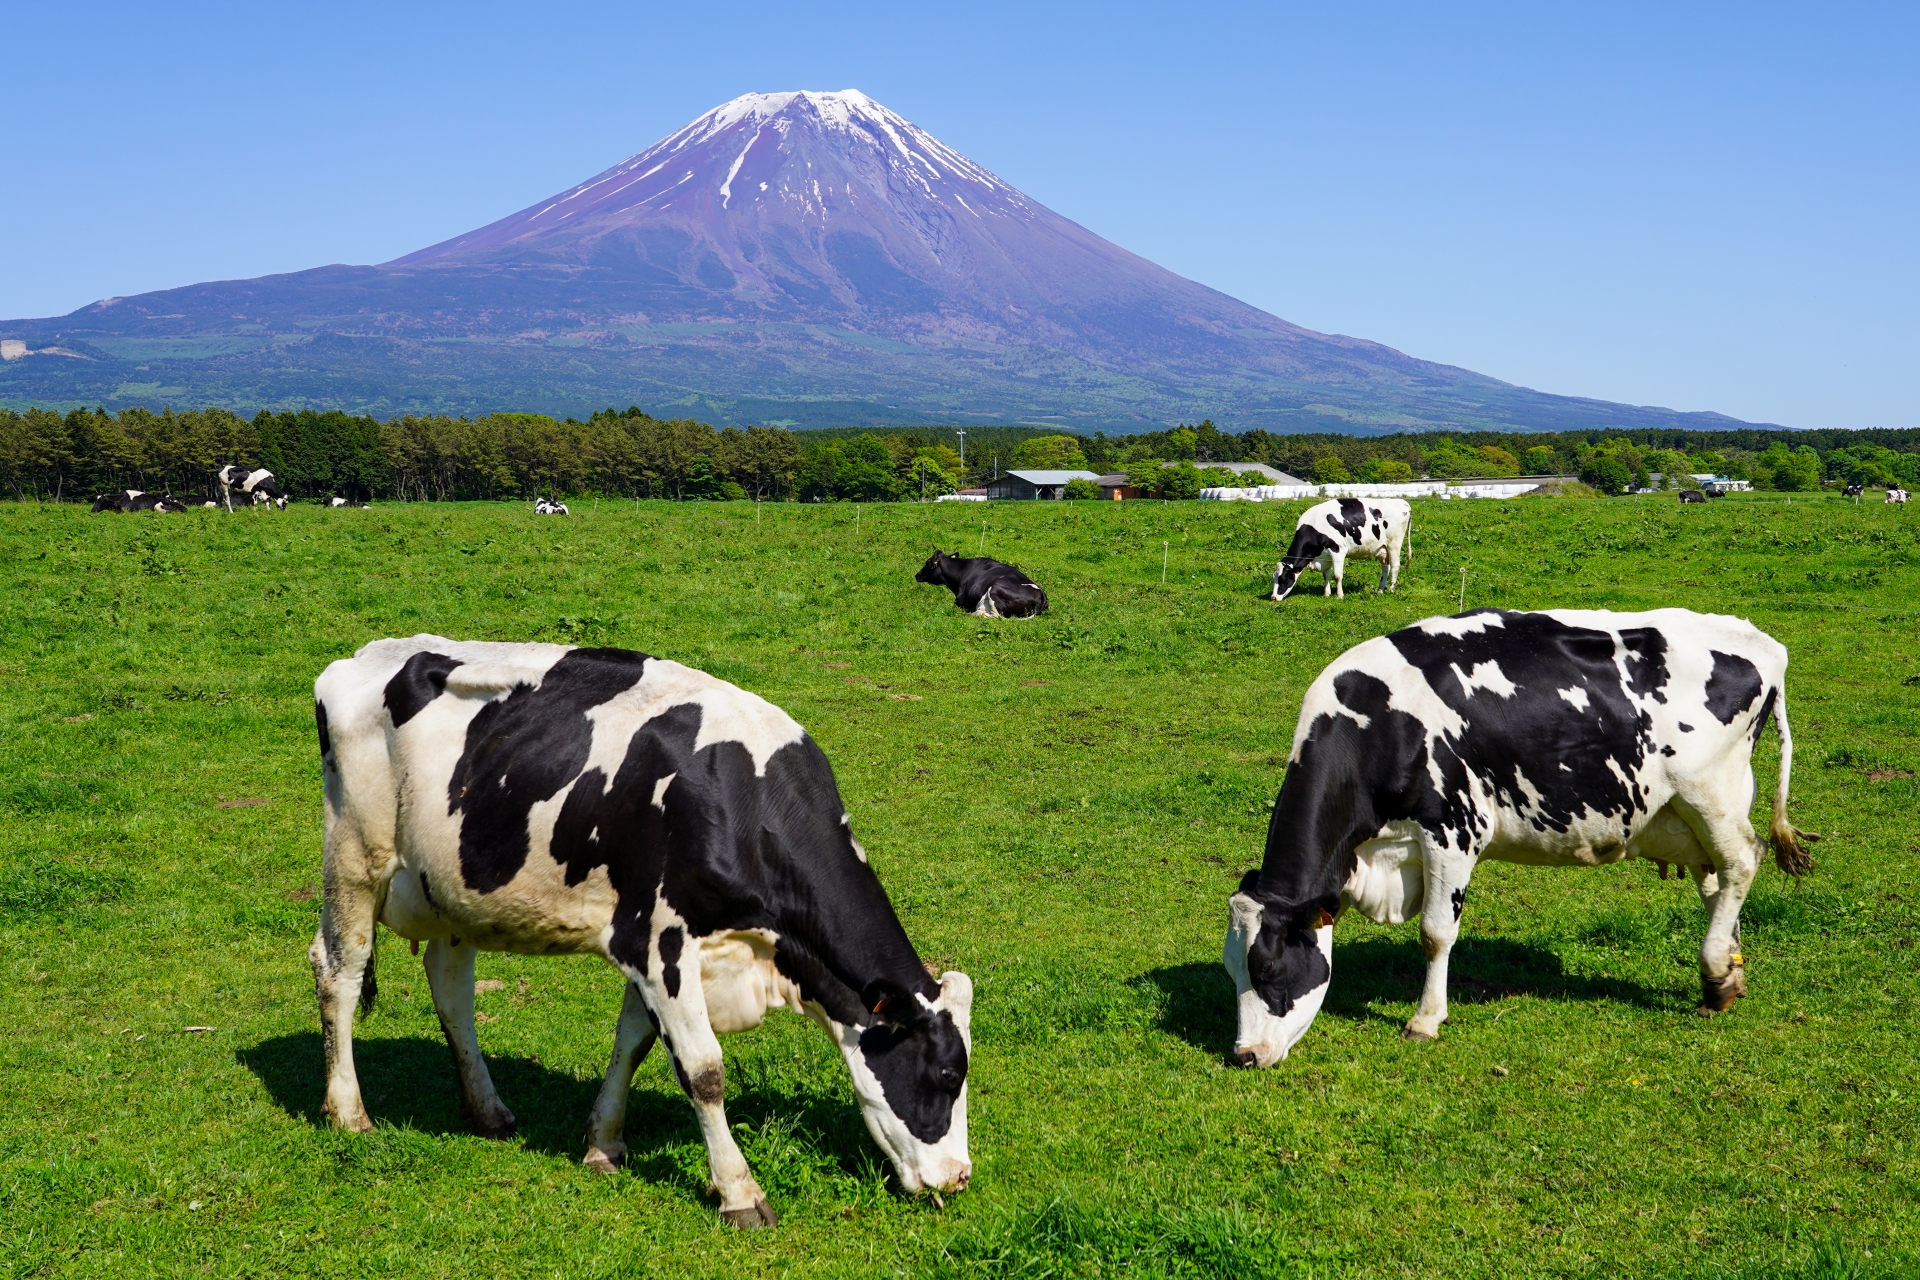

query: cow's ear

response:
[862,978,916,1023]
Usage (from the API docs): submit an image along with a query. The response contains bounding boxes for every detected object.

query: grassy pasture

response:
[2,491,1917,1279]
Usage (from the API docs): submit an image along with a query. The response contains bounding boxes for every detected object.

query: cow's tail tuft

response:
[359,926,379,1014]
[1769,681,1820,877]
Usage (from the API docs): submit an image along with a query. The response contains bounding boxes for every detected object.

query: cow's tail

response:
[1768,682,1819,877]
[359,927,379,1014]
[357,879,389,1015]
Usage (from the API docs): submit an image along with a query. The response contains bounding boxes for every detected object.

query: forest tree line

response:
[4,403,1920,503]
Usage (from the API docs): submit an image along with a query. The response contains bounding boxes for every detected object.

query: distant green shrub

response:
[1062,478,1100,500]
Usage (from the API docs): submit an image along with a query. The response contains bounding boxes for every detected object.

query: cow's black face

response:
[859,1000,968,1143]
[841,971,973,1193]
[1224,878,1336,1067]
[1271,560,1306,601]
[915,554,947,585]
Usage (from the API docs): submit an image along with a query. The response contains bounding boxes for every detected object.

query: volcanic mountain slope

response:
[2,90,1771,432]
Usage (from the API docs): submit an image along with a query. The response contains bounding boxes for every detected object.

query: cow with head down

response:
[1224,608,1817,1067]
[217,465,287,510]
[312,637,972,1225]
[1271,498,1410,602]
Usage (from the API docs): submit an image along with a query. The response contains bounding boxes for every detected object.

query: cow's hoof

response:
[1698,974,1745,1013]
[470,1112,519,1141]
[583,1144,625,1174]
[328,1110,375,1134]
[722,1199,779,1229]
[1402,1026,1439,1042]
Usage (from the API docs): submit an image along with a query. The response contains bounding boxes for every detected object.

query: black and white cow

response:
[1224,608,1816,1067]
[217,465,287,510]
[1679,489,1708,504]
[1888,487,1910,505]
[90,489,187,513]
[312,637,972,1225]
[915,551,1047,618]
[1271,498,1411,601]
[534,497,570,515]
[1844,483,1865,499]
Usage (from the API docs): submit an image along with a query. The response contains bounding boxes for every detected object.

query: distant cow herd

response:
[80,466,1877,1228]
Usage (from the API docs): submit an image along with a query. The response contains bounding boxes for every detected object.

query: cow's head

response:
[1223,874,1335,1067]
[836,970,973,1195]
[1270,558,1311,602]
[90,494,115,512]
[914,552,954,586]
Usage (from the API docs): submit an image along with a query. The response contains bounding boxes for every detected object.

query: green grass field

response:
[3,492,1916,1278]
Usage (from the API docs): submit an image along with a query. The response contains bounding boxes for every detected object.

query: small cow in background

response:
[1679,489,1708,504]
[916,551,1048,618]
[534,497,570,515]
[1888,487,1910,505]
[217,465,287,511]
[1271,498,1411,602]
[1844,483,1864,498]
[91,490,187,513]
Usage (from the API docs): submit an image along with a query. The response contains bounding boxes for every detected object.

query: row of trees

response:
[5,403,1919,503]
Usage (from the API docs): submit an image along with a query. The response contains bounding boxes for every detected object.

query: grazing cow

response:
[90,490,187,513]
[1888,487,1910,505]
[915,551,1047,618]
[1679,489,1708,504]
[217,465,287,510]
[1844,483,1864,498]
[311,637,973,1225]
[1224,608,1816,1067]
[1271,498,1411,602]
[534,497,570,515]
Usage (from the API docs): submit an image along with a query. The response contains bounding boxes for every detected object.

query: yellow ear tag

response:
[1315,907,1336,929]
[1730,953,1744,966]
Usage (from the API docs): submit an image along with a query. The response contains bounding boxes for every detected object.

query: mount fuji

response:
[1,90,1770,433]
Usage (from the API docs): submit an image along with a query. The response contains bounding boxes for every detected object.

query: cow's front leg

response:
[583,981,657,1173]
[309,870,379,1132]
[422,938,517,1138]
[1406,848,1475,1041]
[641,973,774,1226]
[1693,832,1759,1011]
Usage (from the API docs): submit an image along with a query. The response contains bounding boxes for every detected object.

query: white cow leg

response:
[1407,852,1475,1040]
[422,938,517,1138]
[1693,835,1759,1012]
[309,876,379,1132]
[583,981,658,1173]
[644,976,774,1226]
[1387,536,1403,591]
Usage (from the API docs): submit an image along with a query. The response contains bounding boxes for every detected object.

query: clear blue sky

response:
[3,1,1913,428]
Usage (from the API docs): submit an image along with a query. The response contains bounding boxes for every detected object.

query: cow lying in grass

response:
[91,490,187,513]
[1225,608,1817,1067]
[312,637,972,1225]
[1271,498,1410,601]
[915,551,1048,617]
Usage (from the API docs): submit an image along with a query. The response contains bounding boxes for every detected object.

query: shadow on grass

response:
[236,1033,889,1201]
[1140,936,1680,1058]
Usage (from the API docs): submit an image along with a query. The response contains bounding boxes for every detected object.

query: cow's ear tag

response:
[1315,907,1336,929]
[870,992,898,1018]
